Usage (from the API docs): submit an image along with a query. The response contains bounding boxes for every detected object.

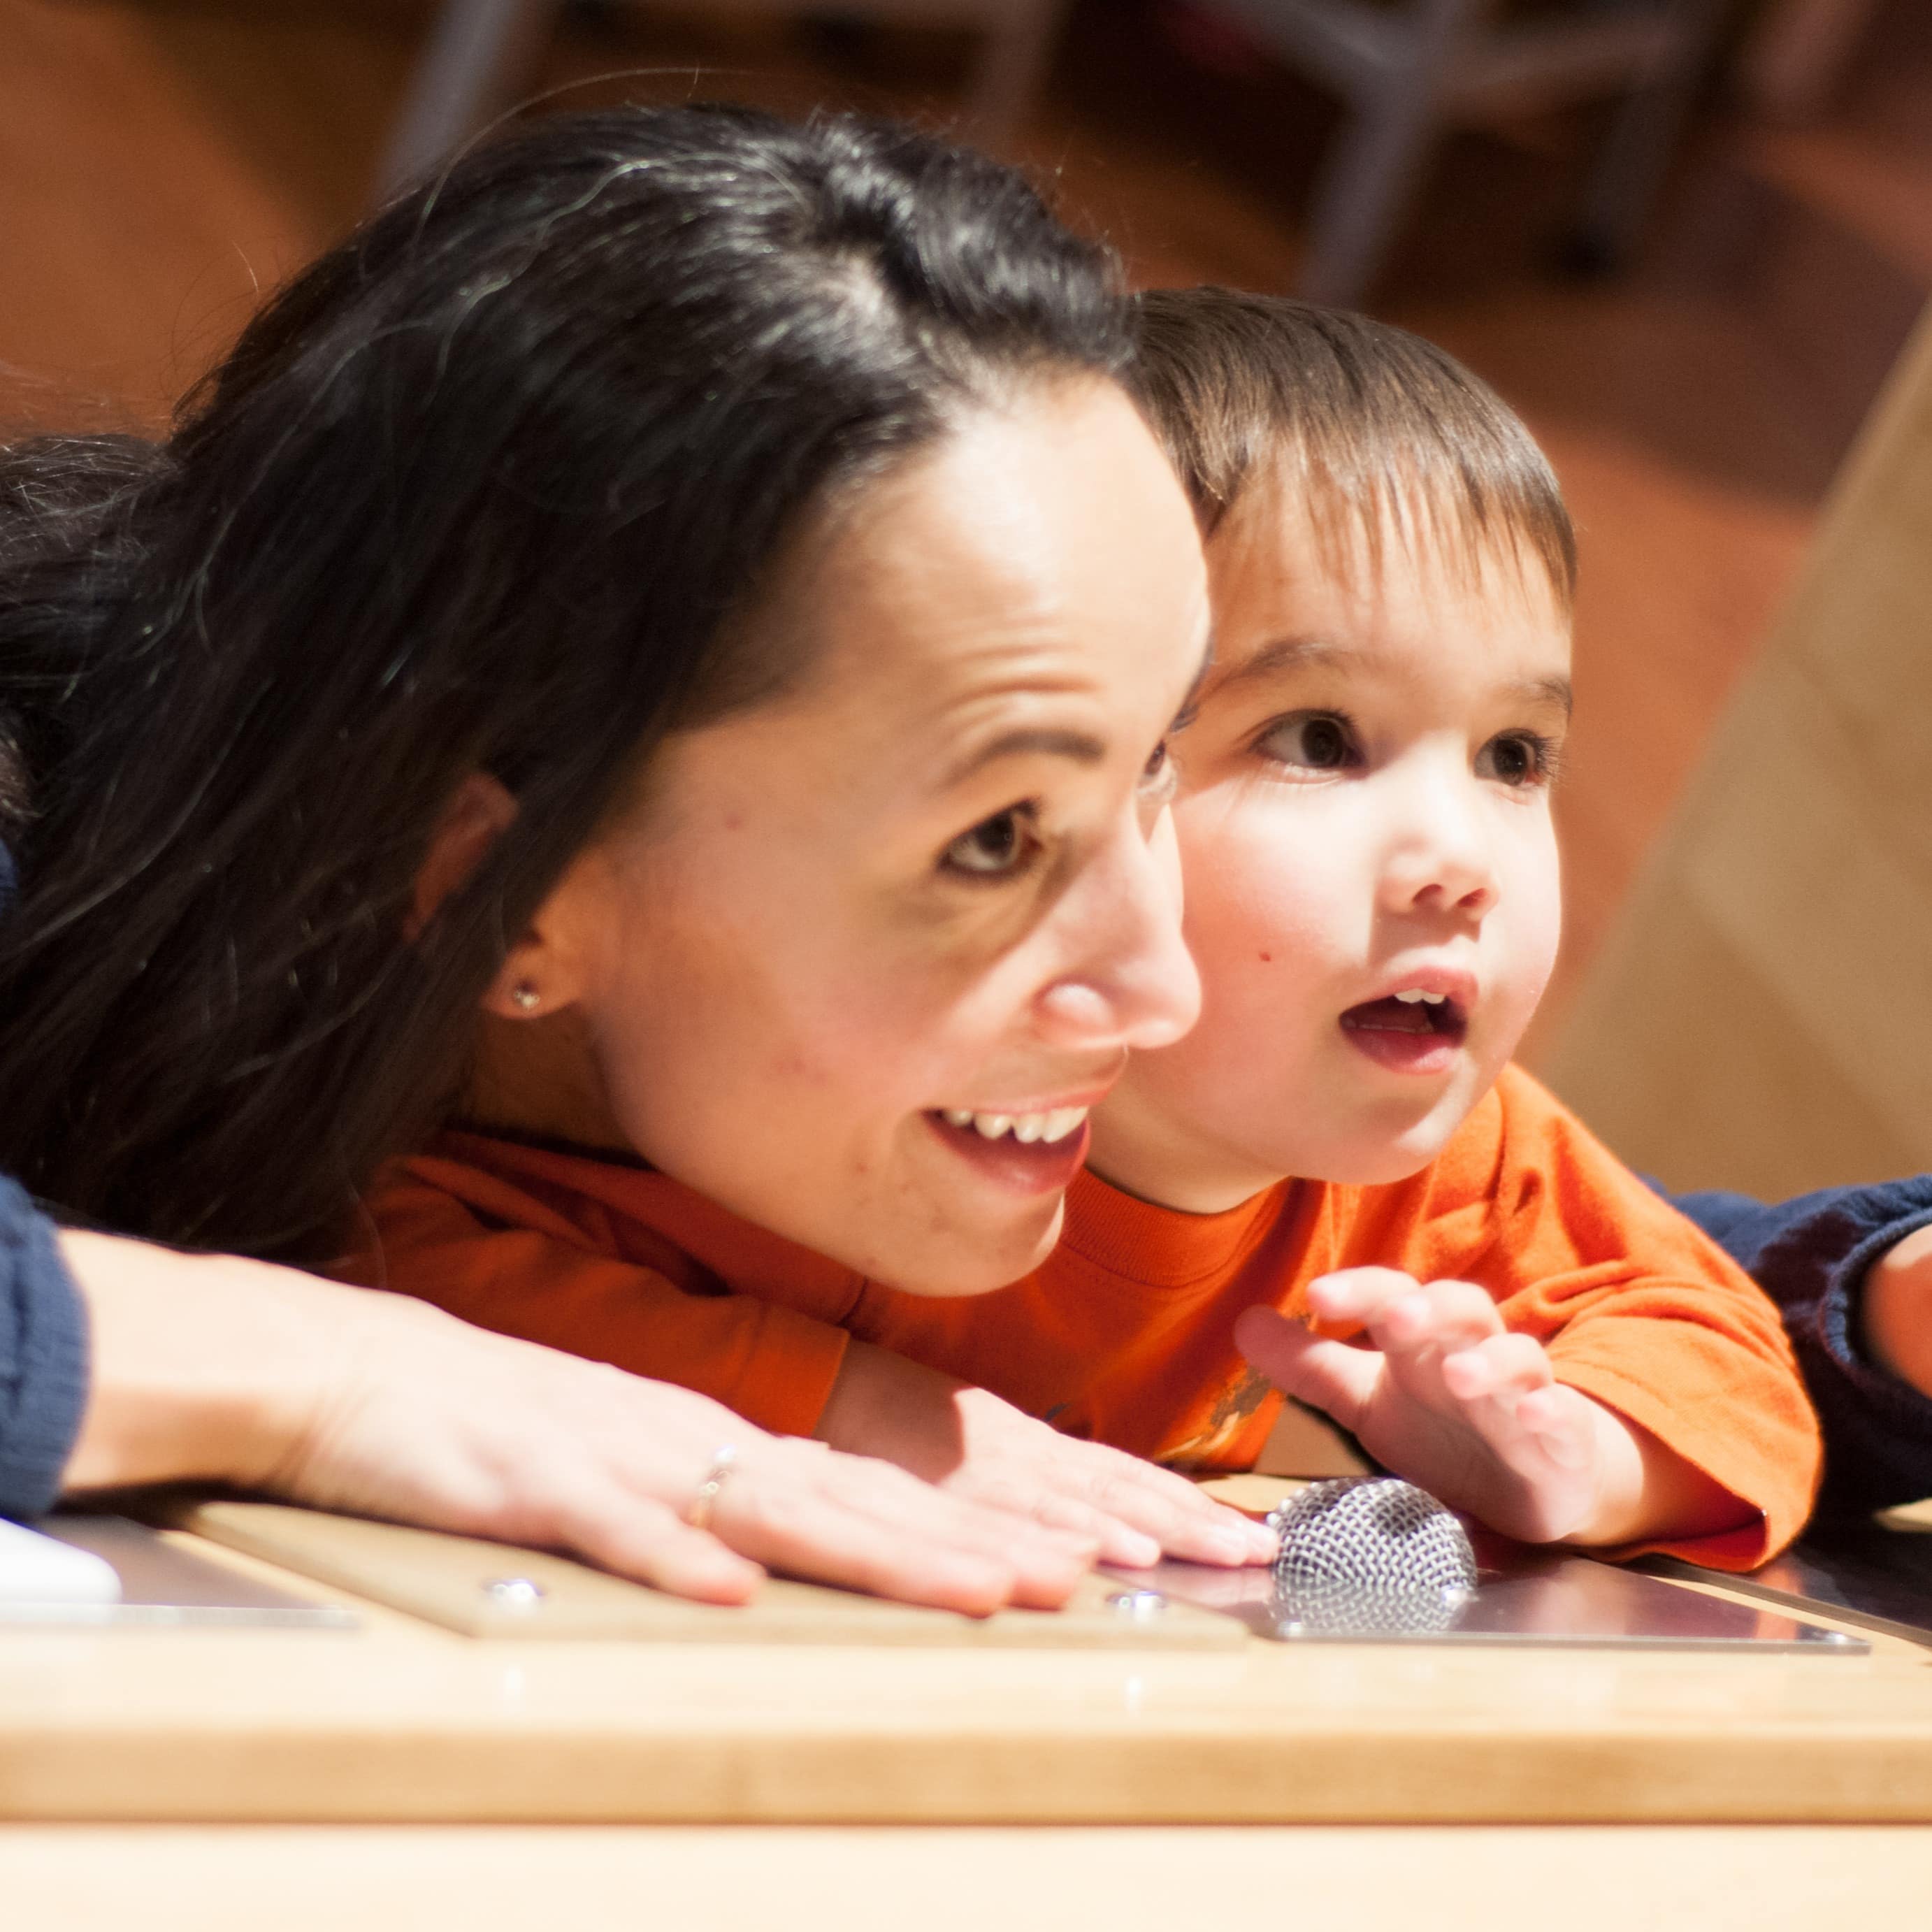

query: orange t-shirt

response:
[353,1065,1821,1567]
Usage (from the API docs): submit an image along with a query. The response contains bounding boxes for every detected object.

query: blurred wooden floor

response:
[2,0,1926,1046]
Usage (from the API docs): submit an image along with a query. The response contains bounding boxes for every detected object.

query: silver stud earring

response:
[510,983,542,1013]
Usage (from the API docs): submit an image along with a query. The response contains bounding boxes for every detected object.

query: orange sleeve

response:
[352,1166,852,1440]
[1354,1065,1823,1569]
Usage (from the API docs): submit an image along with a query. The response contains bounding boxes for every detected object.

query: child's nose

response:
[1378,773,1499,918]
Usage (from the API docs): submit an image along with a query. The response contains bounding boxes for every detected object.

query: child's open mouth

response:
[1339,988,1468,1076]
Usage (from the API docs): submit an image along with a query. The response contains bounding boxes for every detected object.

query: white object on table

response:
[0,1516,122,1606]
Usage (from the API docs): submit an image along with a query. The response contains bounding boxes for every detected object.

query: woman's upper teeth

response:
[941,1106,1088,1144]
[1392,989,1448,1005]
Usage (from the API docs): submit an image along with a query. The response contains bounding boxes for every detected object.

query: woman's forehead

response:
[754,384,1209,728]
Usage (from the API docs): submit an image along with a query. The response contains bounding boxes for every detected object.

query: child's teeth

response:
[943,1109,974,1127]
[972,1113,1013,1140]
[1392,989,1448,1005]
[1041,1106,1087,1143]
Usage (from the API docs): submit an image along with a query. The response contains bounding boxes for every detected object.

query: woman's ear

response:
[480,843,611,1021]
[480,925,574,1022]
[408,772,519,942]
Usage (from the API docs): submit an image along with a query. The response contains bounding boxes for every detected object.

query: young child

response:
[366,289,1820,1567]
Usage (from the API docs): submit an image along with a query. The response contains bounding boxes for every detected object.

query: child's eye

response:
[1257,711,1361,773]
[940,804,1041,880]
[1477,732,1557,788]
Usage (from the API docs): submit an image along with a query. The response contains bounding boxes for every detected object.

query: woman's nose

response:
[1378,764,1499,918]
[1034,810,1201,1052]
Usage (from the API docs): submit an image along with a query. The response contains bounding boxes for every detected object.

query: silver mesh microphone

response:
[1267,1477,1477,1636]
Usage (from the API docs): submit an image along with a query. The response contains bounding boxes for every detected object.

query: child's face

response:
[1089,466,1571,1210]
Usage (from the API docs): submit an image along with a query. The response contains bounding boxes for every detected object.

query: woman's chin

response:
[867,1188,1066,1299]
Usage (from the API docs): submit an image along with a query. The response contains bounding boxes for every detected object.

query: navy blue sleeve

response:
[1671,1179,1932,1519]
[0,1175,88,1520]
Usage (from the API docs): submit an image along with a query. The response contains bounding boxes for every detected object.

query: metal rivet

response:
[1106,1589,1167,1621]
[482,1576,546,1610]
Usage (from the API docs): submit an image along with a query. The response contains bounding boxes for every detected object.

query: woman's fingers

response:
[714,1479,1027,1617]
[946,1383,1274,1568]
[935,1446,1268,1569]
[784,1451,1100,1608]
[1069,1452,1276,1567]
[1017,1490,1162,1569]
[1072,1439,1277,1565]
[560,1436,1084,1617]
[548,1483,767,1606]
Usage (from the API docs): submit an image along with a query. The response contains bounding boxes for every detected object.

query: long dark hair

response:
[0,104,1132,1260]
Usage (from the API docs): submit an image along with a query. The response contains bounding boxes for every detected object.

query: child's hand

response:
[1862,1223,1932,1398]
[1235,1268,1673,1546]
[816,1341,1278,1569]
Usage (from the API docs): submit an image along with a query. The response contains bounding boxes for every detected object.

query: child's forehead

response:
[1202,466,1571,665]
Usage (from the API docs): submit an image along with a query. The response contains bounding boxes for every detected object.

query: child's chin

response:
[1319,1115,1464,1187]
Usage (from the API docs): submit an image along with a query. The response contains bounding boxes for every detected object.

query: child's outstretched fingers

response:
[1439,1329,1554,1404]
[1364,1281,1507,1374]
[1238,1288,1626,1543]
[1232,1304,1378,1432]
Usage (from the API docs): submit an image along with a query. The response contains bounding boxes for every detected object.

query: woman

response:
[0,106,1269,1571]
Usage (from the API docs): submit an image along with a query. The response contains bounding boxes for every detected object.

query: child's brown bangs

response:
[1127,287,1577,612]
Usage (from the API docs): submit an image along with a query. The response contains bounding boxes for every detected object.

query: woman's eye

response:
[1259,712,1360,772]
[941,805,1039,879]
[1138,737,1181,798]
[1478,733,1555,788]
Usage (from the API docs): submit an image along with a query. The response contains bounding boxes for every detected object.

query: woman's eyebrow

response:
[943,727,1107,788]
[1174,635,1216,724]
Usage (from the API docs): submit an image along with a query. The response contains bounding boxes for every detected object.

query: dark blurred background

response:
[3,0,1924,1051]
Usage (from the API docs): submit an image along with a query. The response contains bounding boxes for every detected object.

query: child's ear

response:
[408,772,519,942]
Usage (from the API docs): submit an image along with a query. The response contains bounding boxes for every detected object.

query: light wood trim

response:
[5,1824,1932,1930]
[1547,301,1932,1196]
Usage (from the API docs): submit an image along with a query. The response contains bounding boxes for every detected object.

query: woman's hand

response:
[1237,1269,1741,1548]
[57,1232,1096,1615]
[814,1340,1278,1568]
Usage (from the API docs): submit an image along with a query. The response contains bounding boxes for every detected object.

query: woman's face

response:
[480,380,1209,1293]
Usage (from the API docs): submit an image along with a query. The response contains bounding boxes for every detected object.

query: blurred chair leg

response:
[1738,0,1882,122]
[1294,0,1497,309]
[374,0,565,203]
[1566,0,1728,273]
[1297,94,1439,307]
[965,0,1072,137]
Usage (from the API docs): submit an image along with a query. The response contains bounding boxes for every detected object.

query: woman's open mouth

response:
[924,1104,1093,1195]
[1338,988,1469,1076]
